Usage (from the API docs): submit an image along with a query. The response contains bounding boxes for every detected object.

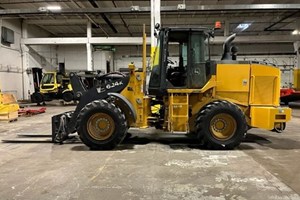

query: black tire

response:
[196,100,247,150]
[62,91,74,102]
[77,100,127,150]
[32,92,44,104]
[272,122,286,133]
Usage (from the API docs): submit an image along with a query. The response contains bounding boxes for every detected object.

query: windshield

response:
[41,73,55,84]
[191,33,210,63]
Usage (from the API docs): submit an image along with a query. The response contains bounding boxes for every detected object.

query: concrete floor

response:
[0,102,300,200]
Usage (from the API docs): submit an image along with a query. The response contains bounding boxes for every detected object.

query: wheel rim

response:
[210,113,237,140]
[87,113,115,141]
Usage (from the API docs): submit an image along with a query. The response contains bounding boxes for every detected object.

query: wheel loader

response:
[51,25,292,150]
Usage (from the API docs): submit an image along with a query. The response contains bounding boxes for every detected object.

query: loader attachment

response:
[51,72,130,144]
[52,111,73,143]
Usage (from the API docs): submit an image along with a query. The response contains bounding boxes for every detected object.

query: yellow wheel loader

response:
[51,25,291,150]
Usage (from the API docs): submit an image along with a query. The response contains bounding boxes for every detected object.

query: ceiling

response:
[0,0,300,37]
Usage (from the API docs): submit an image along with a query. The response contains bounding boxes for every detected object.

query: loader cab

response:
[149,27,213,96]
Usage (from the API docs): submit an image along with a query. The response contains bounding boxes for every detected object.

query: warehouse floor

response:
[0,103,299,200]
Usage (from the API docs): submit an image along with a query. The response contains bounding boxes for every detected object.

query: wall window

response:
[1,26,14,47]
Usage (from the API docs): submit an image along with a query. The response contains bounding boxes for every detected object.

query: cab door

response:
[188,32,210,89]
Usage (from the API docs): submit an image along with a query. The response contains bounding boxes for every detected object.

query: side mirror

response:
[154,23,160,38]
[155,23,160,30]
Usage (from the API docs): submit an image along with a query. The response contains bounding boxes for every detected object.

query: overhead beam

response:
[112,0,132,36]
[87,0,118,33]
[21,35,300,45]
[24,19,121,26]
[22,38,88,44]
[69,0,109,36]
[2,4,300,16]
[212,35,300,44]
[21,37,149,45]
[264,11,299,32]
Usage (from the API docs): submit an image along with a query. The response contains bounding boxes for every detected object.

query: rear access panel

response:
[249,64,280,106]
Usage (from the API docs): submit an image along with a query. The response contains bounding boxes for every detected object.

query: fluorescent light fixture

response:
[292,30,299,35]
[46,6,61,11]
[236,23,251,31]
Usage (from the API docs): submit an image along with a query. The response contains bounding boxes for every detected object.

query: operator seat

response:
[166,57,186,87]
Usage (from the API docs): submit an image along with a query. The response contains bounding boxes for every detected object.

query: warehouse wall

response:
[24,25,56,99]
[0,19,57,100]
[0,19,23,99]
[57,45,113,72]
[27,24,57,71]
[114,46,151,70]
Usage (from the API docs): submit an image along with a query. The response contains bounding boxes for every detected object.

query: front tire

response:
[196,100,247,150]
[77,100,127,150]
[32,92,44,104]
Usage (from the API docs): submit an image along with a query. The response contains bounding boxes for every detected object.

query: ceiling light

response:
[236,23,251,31]
[46,6,61,11]
[292,30,299,35]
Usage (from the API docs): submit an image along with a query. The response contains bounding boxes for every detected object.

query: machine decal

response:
[106,81,123,90]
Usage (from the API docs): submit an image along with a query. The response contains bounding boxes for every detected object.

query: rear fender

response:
[108,93,137,126]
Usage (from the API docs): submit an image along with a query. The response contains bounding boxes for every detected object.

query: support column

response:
[150,0,161,59]
[21,21,32,100]
[86,21,93,71]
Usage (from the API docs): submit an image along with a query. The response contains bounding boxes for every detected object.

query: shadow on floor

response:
[3,131,298,151]
[240,133,300,150]
[70,132,300,151]
[70,134,204,151]
[288,101,300,109]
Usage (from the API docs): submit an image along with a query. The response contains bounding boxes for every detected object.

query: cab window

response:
[41,73,55,84]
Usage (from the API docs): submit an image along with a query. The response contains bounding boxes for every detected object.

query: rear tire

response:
[62,91,74,102]
[77,100,127,150]
[196,100,247,150]
[272,122,286,133]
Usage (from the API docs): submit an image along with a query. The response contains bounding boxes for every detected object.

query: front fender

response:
[108,93,137,126]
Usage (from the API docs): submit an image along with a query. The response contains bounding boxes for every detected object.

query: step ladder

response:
[168,93,189,132]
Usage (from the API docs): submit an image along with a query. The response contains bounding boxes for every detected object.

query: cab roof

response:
[160,26,212,33]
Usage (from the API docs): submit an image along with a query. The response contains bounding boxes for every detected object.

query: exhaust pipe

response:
[221,33,236,60]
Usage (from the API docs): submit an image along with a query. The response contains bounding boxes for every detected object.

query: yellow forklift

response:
[31,64,74,104]
[51,24,291,150]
